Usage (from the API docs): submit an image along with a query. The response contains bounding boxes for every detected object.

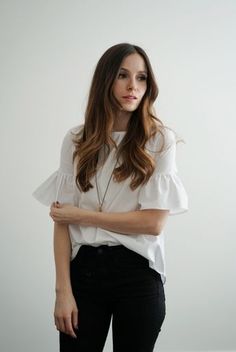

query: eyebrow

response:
[120,67,148,74]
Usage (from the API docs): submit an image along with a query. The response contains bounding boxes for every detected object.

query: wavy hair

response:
[72,43,174,192]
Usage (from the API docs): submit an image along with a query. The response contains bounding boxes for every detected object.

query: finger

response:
[49,211,55,220]
[58,317,66,334]
[50,208,59,219]
[72,309,79,330]
[49,210,55,218]
[50,207,56,215]
[64,317,77,338]
[51,208,61,216]
[55,317,61,331]
[51,202,57,209]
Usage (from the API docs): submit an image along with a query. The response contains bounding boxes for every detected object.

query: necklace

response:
[95,147,120,212]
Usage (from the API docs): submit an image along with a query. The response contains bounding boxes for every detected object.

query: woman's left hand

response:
[50,202,84,224]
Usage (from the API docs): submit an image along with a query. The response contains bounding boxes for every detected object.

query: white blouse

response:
[32,124,188,284]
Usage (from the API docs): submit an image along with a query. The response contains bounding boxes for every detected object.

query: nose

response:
[127,77,137,91]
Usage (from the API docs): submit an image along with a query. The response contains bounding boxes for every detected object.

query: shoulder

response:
[146,126,177,153]
[63,124,84,145]
[67,124,84,138]
[59,124,84,158]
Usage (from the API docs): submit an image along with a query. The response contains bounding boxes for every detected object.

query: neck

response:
[112,110,131,132]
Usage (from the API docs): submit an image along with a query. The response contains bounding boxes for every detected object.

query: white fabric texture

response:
[32,124,188,284]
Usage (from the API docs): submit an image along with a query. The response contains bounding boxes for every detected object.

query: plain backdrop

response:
[0,0,235,351]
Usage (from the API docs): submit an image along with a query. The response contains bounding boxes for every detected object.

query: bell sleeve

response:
[137,128,188,216]
[32,127,77,206]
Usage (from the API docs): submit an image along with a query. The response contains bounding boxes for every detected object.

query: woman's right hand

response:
[54,291,79,338]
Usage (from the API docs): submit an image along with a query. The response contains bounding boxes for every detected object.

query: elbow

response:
[140,209,169,236]
[148,210,170,236]
[149,222,163,236]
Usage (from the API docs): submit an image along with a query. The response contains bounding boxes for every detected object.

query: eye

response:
[118,73,127,79]
[138,75,147,81]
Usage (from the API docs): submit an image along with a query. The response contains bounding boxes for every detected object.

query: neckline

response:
[112,131,126,134]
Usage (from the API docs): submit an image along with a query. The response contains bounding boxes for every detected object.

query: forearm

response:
[53,223,73,294]
[50,204,169,235]
[81,209,165,236]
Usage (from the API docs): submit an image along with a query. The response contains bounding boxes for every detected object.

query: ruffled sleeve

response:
[32,126,81,206]
[137,128,188,216]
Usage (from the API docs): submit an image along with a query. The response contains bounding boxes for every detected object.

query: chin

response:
[120,109,135,114]
[120,105,137,112]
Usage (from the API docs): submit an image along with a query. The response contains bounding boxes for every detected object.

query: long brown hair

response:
[72,43,171,192]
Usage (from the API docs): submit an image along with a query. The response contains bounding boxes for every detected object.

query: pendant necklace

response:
[95,146,120,212]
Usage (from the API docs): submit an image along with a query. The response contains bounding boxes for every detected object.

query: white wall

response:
[0,0,235,351]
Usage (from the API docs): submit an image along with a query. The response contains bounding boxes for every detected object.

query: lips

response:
[122,95,137,99]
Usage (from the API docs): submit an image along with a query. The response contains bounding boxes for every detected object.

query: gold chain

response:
[95,146,119,212]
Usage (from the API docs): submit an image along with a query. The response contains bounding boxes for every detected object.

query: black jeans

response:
[60,244,166,352]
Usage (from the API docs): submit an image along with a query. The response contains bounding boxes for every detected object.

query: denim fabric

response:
[59,245,166,352]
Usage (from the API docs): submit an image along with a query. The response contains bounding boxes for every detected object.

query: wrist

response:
[80,208,98,226]
[55,286,73,296]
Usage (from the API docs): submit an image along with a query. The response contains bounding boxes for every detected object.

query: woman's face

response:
[112,53,148,113]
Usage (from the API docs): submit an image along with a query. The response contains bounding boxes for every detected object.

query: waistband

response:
[78,244,149,265]
[73,244,150,271]
[80,244,128,255]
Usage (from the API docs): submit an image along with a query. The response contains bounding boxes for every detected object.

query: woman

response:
[33,42,188,352]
